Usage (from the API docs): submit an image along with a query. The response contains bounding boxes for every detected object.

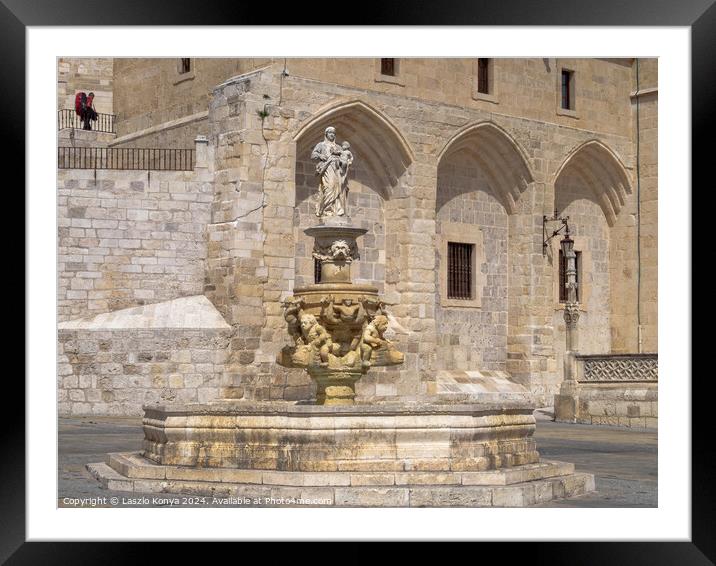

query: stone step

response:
[86,462,134,492]
[106,452,573,487]
[88,457,595,507]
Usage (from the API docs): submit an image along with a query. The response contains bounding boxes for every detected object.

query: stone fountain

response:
[277,221,404,405]
[87,126,594,507]
[278,125,403,405]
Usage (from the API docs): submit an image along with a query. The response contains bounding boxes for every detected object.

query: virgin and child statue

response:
[311,126,354,218]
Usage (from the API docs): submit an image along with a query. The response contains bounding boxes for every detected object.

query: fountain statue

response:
[277,126,404,405]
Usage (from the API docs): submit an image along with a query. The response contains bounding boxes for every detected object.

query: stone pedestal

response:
[305,218,366,284]
[308,366,363,405]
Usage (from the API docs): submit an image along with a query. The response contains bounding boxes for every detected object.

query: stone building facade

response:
[58,57,658,415]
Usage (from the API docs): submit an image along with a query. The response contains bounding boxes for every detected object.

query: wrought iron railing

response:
[576,353,658,383]
[58,147,195,171]
[57,109,116,134]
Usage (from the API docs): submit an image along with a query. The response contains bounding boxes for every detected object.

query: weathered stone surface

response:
[555,373,658,428]
[88,454,595,506]
[58,300,231,416]
[140,400,538,472]
[333,488,410,507]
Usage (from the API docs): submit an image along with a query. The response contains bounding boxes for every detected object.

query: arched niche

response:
[552,139,634,379]
[434,121,534,372]
[553,140,632,226]
[438,122,534,214]
[292,100,414,290]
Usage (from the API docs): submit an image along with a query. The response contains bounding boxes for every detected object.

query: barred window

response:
[559,249,581,302]
[179,58,191,74]
[447,242,473,300]
[380,58,396,76]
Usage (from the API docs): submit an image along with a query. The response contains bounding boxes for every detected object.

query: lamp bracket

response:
[543,210,570,256]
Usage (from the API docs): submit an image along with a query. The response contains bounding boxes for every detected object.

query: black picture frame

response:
[8,0,706,561]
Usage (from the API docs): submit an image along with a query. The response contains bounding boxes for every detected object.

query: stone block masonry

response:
[58,168,212,322]
[58,296,231,416]
[554,354,657,427]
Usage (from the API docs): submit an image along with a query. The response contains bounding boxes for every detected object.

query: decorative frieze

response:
[578,354,658,382]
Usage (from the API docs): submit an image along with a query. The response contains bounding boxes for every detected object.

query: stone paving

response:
[58,410,656,508]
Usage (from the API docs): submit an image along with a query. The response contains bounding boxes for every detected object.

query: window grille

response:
[447,242,473,300]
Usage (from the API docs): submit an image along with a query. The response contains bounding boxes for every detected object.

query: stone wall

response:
[58,167,212,322]
[58,129,115,148]
[58,296,231,416]
[554,354,658,427]
[633,59,658,353]
[110,116,209,150]
[112,58,271,145]
[113,58,636,143]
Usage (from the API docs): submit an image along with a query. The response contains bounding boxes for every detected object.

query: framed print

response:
[8,0,707,561]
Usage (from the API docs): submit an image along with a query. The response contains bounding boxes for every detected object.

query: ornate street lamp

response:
[560,225,579,382]
[543,212,580,382]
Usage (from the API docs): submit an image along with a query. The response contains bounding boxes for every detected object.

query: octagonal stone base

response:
[140,400,541,471]
[86,398,595,506]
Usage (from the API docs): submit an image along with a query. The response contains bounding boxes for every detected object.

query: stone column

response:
[563,237,580,383]
[386,159,438,396]
[506,180,556,406]
[555,231,581,422]
[204,70,274,400]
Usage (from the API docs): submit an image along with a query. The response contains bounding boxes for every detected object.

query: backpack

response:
[74,92,87,116]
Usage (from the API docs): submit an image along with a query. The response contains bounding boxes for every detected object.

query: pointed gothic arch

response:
[437,121,535,214]
[293,99,414,197]
[553,140,632,226]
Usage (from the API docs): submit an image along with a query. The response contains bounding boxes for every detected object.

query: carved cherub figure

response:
[321,295,364,325]
[360,314,391,368]
[300,314,333,367]
[282,297,305,345]
[360,296,387,317]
